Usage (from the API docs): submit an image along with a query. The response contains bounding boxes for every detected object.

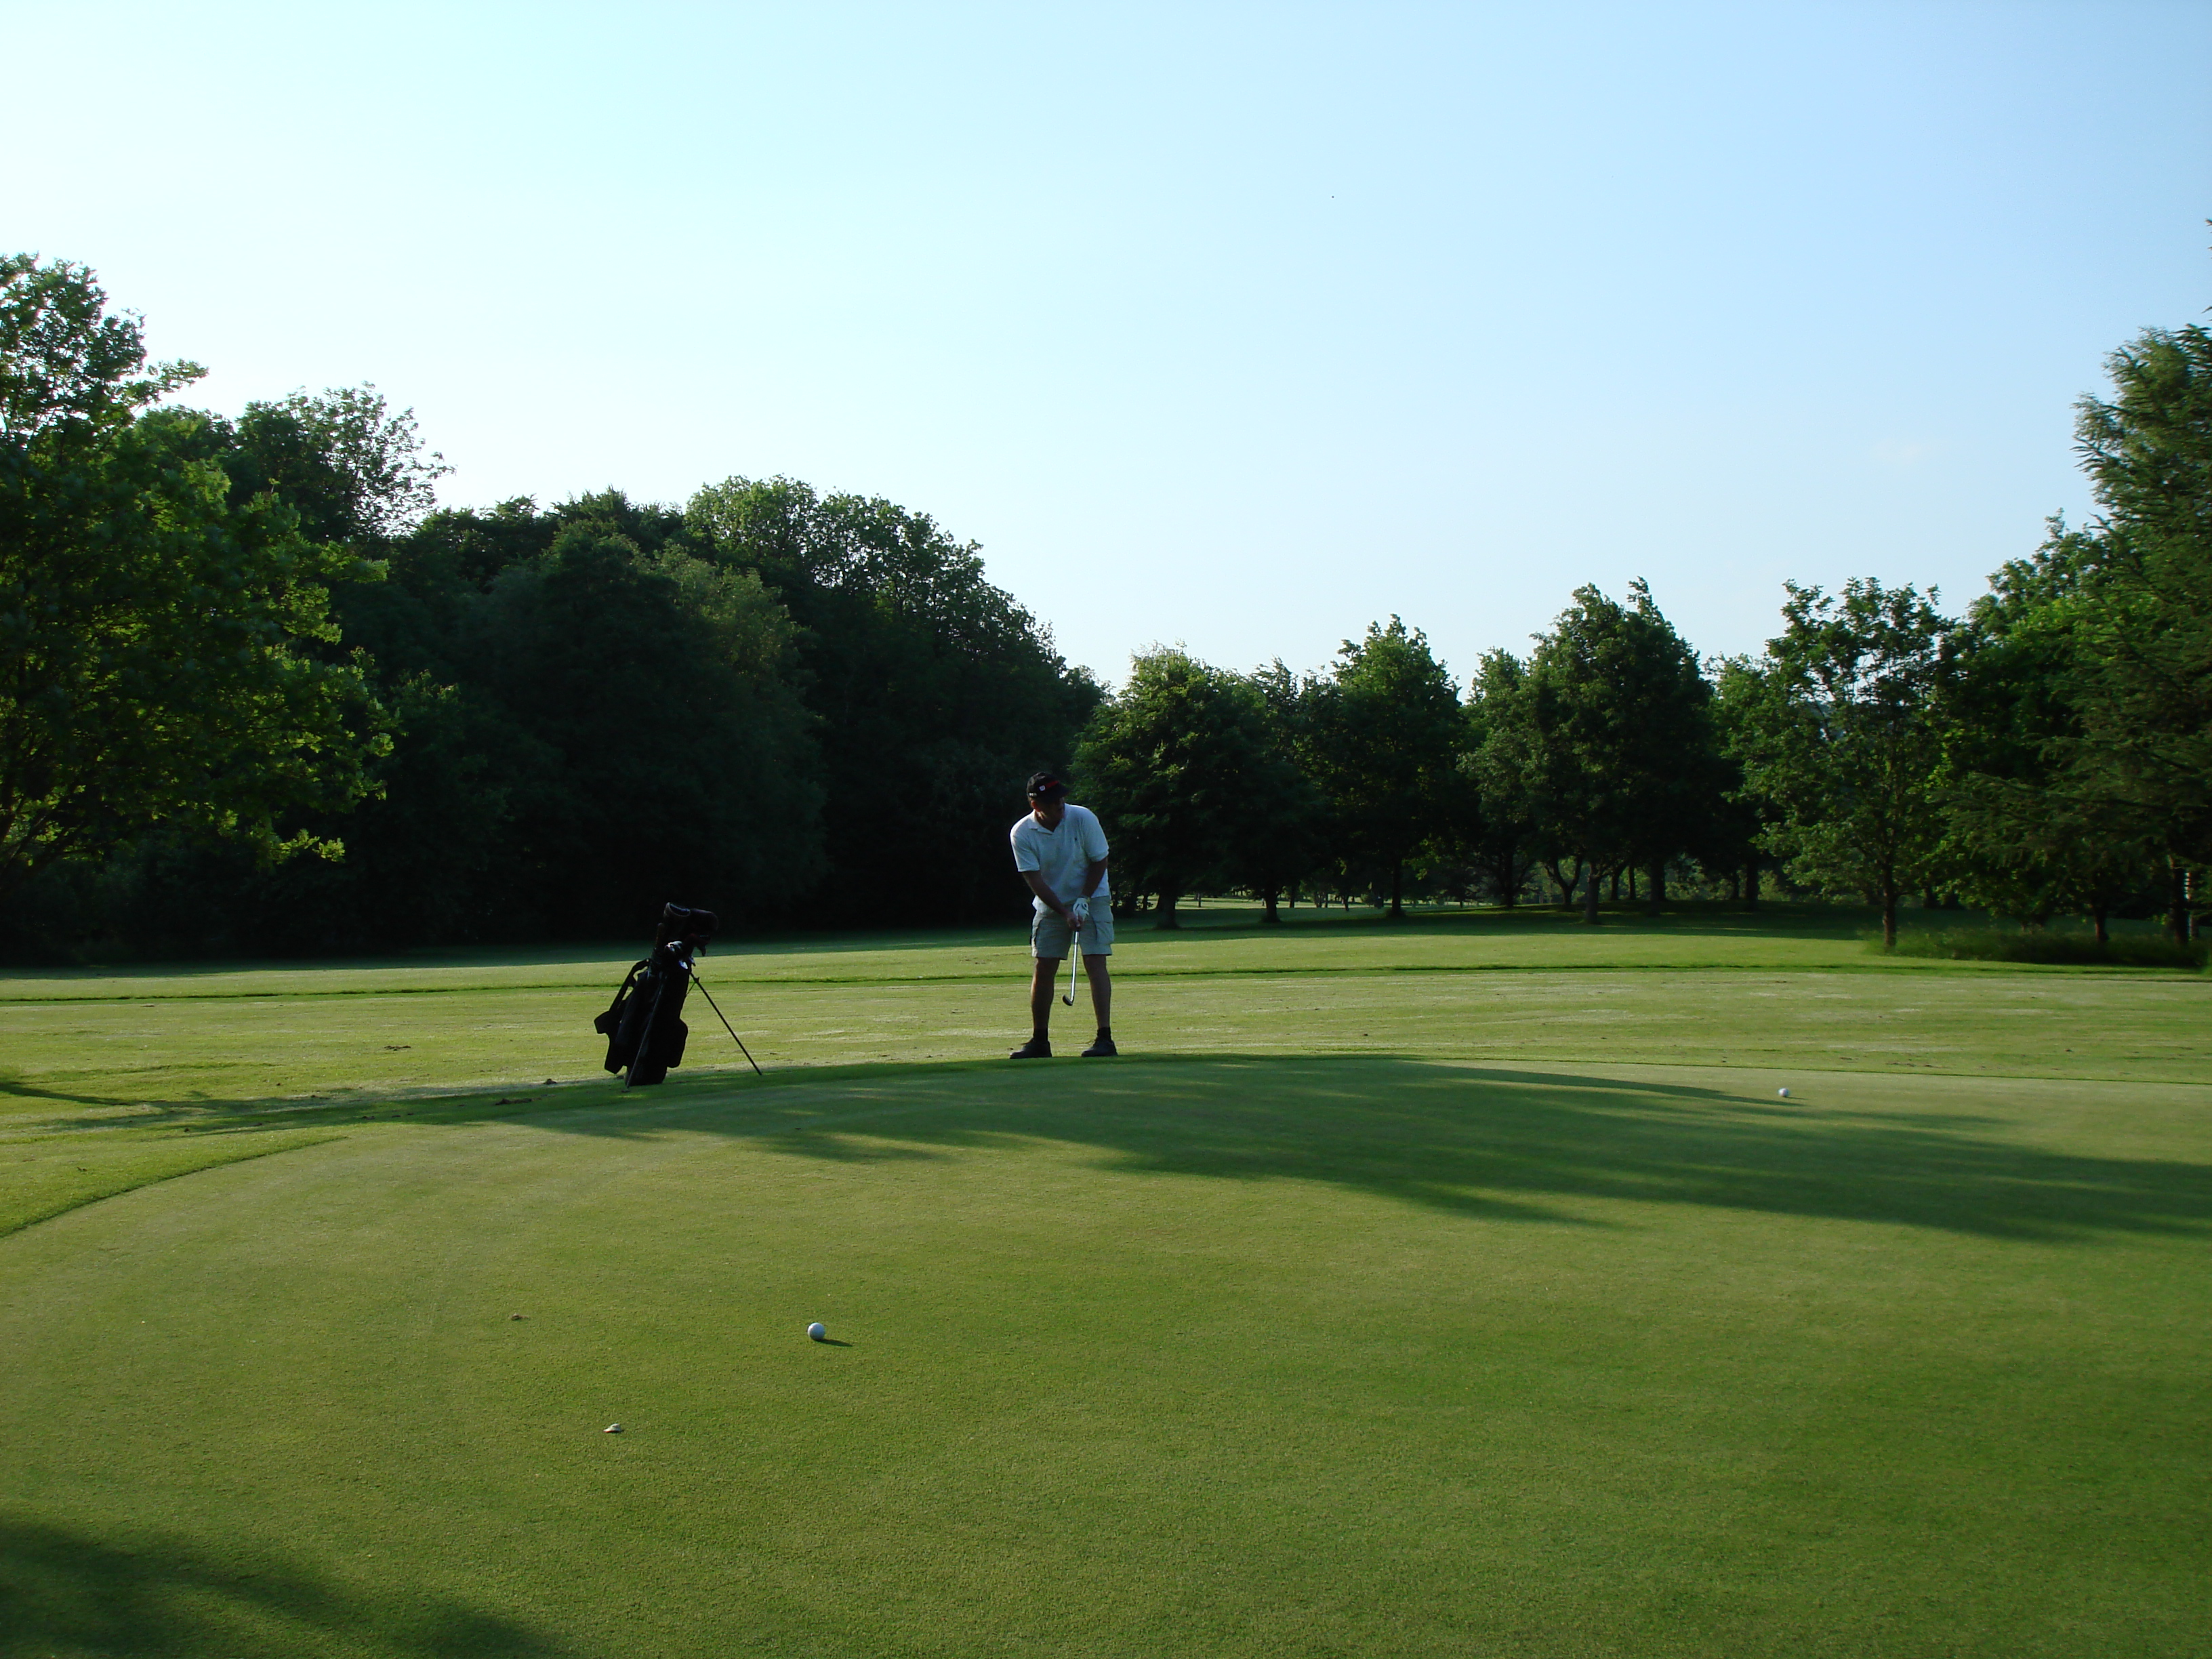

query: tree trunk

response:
[2091,903,2110,945]
[1647,859,1665,916]
[1610,867,1621,901]
[2169,861,2189,943]
[1584,865,1603,925]
[1881,888,1898,949]
[1745,859,1761,912]
[1155,887,1183,930]
[1388,859,1405,919]
[1262,887,1281,923]
[1626,866,1637,901]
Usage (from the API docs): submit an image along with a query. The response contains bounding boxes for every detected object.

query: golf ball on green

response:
[1778,1088,1791,1099]
[807,1322,827,1341]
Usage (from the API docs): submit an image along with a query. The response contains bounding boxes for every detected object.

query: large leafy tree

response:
[1077,649,1315,927]
[1706,656,1782,907]
[688,476,1100,922]
[1461,650,1541,906]
[466,527,823,931]
[1937,549,2152,937]
[1244,661,1331,918]
[1739,579,1956,947]
[1515,582,1720,922]
[0,255,386,903]
[2047,322,2212,935]
[1304,618,1465,918]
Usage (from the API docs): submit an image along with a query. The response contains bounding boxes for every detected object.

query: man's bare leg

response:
[1081,955,1114,1054]
[1029,958,1062,1035]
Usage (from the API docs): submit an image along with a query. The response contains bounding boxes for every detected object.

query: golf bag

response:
[596,903,718,1087]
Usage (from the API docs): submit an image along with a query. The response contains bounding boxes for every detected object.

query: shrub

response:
[1879,928,2207,968]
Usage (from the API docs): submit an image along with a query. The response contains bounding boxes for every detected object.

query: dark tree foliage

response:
[0,258,386,907]
[1737,580,1956,948]
[688,476,1101,923]
[1938,550,2152,937]
[1515,583,1719,922]
[2051,323,2212,935]
[464,527,822,931]
[1078,651,1320,927]
[1303,619,1467,918]
[1460,650,1540,906]
[1242,662,1331,920]
[1706,657,1780,907]
[211,386,449,545]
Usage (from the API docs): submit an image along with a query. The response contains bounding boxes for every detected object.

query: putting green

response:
[1,909,2207,1656]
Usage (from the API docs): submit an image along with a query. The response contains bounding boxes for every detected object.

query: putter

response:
[1061,947,1078,1007]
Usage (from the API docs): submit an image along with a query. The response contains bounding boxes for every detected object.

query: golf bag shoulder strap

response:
[593,959,654,1036]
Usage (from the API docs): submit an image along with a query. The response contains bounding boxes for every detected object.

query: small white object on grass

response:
[807,1322,827,1342]
[604,1424,622,1433]
[1778,1088,1792,1099]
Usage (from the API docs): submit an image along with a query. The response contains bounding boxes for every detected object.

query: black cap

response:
[1027,771,1067,799]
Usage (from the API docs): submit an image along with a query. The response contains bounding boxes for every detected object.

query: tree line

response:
[1075,327,2211,947]
[1,256,1097,954]
[3,254,2206,957]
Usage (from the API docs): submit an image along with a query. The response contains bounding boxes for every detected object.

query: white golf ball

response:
[807,1322,827,1342]
[1777,1087,1791,1099]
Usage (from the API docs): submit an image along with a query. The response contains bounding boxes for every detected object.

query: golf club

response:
[1061,946,1078,1007]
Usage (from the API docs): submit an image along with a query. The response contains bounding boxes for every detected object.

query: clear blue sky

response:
[7,1,2208,686]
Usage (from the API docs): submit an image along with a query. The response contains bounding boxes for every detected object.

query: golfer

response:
[1008,771,1115,1058]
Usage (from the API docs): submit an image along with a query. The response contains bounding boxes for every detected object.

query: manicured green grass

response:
[1,906,2206,1656]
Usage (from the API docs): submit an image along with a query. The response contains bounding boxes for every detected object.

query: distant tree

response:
[1462,650,1540,905]
[468,525,823,930]
[2048,322,2212,937]
[1937,548,2153,937]
[688,476,1099,922]
[1517,582,1721,922]
[1708,656,1781,907]
[1240,661,1331,920]
[0,255,387,903]
[211,384,449,546]
[1077,649,1313,928]
[1304,619,1465,918]
[1738,579,1957,948]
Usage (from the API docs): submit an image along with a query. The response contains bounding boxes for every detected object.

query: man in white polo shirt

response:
[1007,770,1115,1059]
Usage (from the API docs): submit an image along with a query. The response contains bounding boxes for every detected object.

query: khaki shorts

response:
[1031,904,1114,958]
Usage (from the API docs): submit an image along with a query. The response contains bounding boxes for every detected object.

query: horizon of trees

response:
[3,254,2206,959]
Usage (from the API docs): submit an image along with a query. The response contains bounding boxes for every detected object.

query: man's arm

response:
[1077,859,1107,903]
[1022,869,1076,924]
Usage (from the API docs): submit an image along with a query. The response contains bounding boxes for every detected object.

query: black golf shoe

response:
[1080,1036,1118,1058]
[1009,1038,1052,1059]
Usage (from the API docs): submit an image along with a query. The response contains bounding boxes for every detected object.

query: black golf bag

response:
[596,903,718,1087]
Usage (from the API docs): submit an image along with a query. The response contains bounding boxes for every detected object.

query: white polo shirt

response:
[1009,803,1111,915]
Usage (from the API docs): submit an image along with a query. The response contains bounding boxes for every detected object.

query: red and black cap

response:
[1026,771,1068,800]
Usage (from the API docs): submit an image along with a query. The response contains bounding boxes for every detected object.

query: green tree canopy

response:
[688,476,1099,922]
[1304,618,1465,918]
[1079,651,1319,926]
[2047,322,2212,933]
[1516,581,1719,922]
[0,257,387,901]
[1738,579,1956,947]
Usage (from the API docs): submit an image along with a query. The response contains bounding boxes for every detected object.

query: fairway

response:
[2,907,2207,1656]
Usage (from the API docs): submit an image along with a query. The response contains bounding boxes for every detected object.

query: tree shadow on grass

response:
[0,1511,569,1658]
[564,1055,2212,1244]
